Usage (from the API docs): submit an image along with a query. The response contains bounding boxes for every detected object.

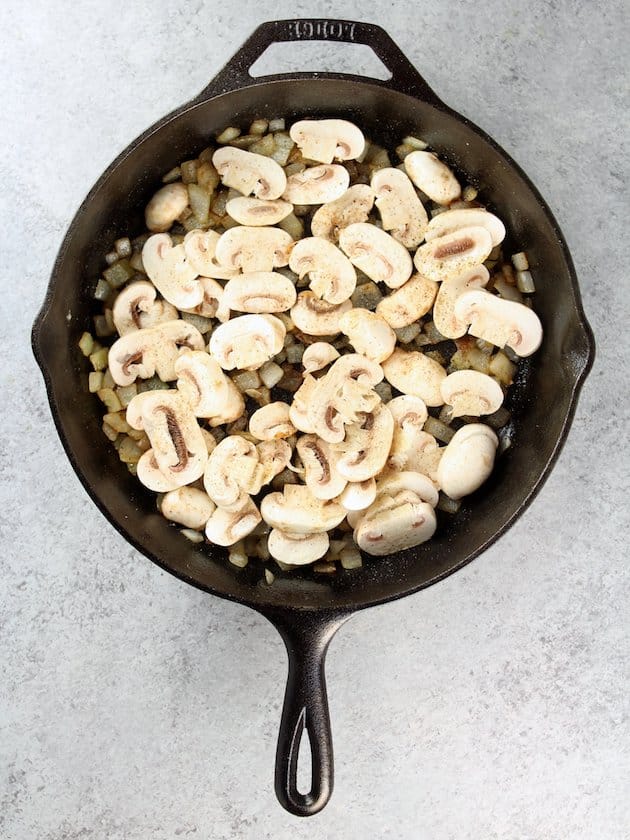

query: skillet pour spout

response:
[32,18,594,816]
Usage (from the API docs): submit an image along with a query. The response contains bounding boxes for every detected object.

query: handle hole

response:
[296,722,314,795]
[249,42,392,81]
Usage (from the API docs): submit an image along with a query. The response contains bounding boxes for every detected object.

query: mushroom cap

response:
[401,431,443,482]
[180,276,225,319]
[214,226,293,273]
[310,184,375,242]
[161,486,216,530]
[226,196,293,226]
[289,237,356,304]
[136,449,181,492]
[108,319,205,386]
[145,182,189,233]
[302,342,340,374]
[289,119,365,164]
[212,146,287,200]
[333,403,395,482]
[339,308,396,363]
[174,350,245,423]
[453,289,543,357]
[205,497,262,546]
[432,265,490,339]
[289,374,319,433]
[217,272,297,321]
[413,225,493,284]
[249,402,295,441]
[267,529,330,566]
[296,434,348,500]
[386,395,431,471]
[112,280,178,336]
[386,395,429,429]
[339,222,413,289]
[282,164,350,205]
[425,208,506,247]
[339,478,377,511]
[381,348,447,407]
[376,272,439,329]
[440,370,504,418]
[142,234,203,310]
[371,167,429,249]
[354,498,437,555]
[289,291,352,336]
[375,470,439,508]
[209,314,286,370]
[260,485,346,534]
[183,230,240,280]
[404,151,461,204]
[203,435,262,510]
[436,423,498,500]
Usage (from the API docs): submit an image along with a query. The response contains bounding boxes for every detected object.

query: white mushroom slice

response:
[112,280,178,336]
[453,290,543,357]
[256,439,293,486]
[142,234,203,310]
[425,208,506,247]
[436,423,498,499]
[181,276,225,319]
[311,184,375,242]
[161,487,216,530]
[209,314,286,371]
[212,146,287,200]
[183,230,239,281]
[145,182,189,233]
[333,404,394,482]
[226,196,293,226]
[268,529,330,566]
[289,375,318,433]
[376,273,439,329]
[289,237,356,304]
[136,449,180,492]
[405,432,443,484]
[386,395,429,470]
[205,497,262,547]
[289,119,365,164]
[371,168,429,249]
[215,226,293,274]
[282,165,350,205]
[217,272,297,321]
[260,485,346,534]
[201,428,217,454]
[433,265,490,339]
[308,354,384,444]
[339,223,413,289]
[126,390,207,486]
[440,370,504,418]
[382,348,447,407]
[108,319,204,386]
[297,435,347,501]
[302,343,340,374]
[339,308,396,363]
[375,471,439,508]
[339,479,377,511]
[413,226,493,284]
[174,351,245,424]
[249,402,295,441]
[203,436,262,511]
[355,498,437,555]
[290,292,352,336]
[404,151,461,204]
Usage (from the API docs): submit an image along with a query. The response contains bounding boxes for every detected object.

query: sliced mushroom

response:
[354,495,437,556]
[376,273,439,329]
[174,351,244,425]
[226,196,293,226]
[181,276,225,319]
[289,119,365,163]
[302,342,340,374]
[212,146,287,200]
[339,308,396,363]
[453,290,543,357]
[386,395,429,470]
[205,497,262,547]
[425,208,506,247]
[339,223,413,289]
[261,485,346,534]
[310,184,375,242]
[296,434,347,500]
[249,402,295,441]
[112,280,178,336]
[371,168,429,249]
[375,470,439,508]
[209,314,286,371]
[404,431,443,484]
[142,234,203,310]
[440,370,504,418]
[216,272,297,322]
[183,230,240,281]
[436,423,498,499]
[256,439,293,486]
[339,478,377,511]
[282,164,350,205]
[432,265,490,339]
[145,182,189,232]
[404,151,461,204]
[290,292,352,336]
[289,374,318,433]
[289,237,356,304]
[333,404,394,482]
[268,529,330,566]
[203,435,263,511]
[136,449,181,492]
[161,486,216,530]
[381,348,447,407]
[108,319,205,386]
[413,226,493,284]
[214,226,293,273]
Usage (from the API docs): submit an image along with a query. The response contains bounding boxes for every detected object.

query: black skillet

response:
[31,19,595,817]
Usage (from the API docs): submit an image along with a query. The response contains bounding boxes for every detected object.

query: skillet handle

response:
[260,608,351,816]
[195,18,442,106]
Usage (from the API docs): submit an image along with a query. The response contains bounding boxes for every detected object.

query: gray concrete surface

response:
[2,1,628,837]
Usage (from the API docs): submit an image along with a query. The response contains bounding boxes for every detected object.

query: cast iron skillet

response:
[32,19,594,817]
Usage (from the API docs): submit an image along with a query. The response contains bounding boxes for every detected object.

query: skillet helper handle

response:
[197,18,442,105]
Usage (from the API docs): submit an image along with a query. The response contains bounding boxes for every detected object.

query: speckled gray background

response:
[2,0,628,837]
